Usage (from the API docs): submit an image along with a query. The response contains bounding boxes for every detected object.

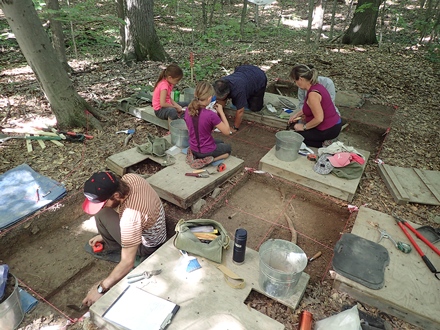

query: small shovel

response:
[0,134,62,143]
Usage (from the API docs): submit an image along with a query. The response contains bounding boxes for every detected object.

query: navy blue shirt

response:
[223,65,267,110]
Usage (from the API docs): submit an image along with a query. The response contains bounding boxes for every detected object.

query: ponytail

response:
[188,81,215,117]
[290,64,319,85]
[153,69,167,90]
[153,63,184,91]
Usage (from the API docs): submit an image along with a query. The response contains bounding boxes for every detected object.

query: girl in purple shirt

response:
[184,81,231,161]
[288,64,342,147]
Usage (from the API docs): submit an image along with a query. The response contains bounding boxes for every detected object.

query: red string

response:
[320,209,355,284]
[17,278,76,323]
[36,112,90,198]
[0,190,83,236]
[225,202,334,251]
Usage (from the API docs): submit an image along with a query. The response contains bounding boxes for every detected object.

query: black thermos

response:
[233,228,247,264]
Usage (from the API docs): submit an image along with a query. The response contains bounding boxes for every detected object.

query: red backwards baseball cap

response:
[83,172,119,215]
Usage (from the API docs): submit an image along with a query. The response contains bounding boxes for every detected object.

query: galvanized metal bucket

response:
[183,88,195,103]
[0,273,24,330]
[275,131,304,162]
[170,119,189,148]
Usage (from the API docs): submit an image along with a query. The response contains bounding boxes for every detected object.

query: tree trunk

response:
[201,0,207,35]
[240,0,247,39]
[306,0,315,43]
[312,0,324,28]
[0,0,102,129]
[329,0,337,39]
[342,0,383,45]
[209,0,217,27]
[314,0,327,46]
[123,0,170,64]
[45,0,72,72]
[117,0,125,51]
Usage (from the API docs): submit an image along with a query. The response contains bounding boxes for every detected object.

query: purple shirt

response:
[303,84,340,131]
[185,109,221,153]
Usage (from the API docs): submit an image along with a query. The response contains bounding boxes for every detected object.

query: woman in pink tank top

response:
[287,64,342,147]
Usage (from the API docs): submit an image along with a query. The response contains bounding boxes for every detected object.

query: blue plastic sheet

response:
[0,264,9,300]
[0,164,66,231]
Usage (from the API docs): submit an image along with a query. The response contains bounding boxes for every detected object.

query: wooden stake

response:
[25,134,33,153]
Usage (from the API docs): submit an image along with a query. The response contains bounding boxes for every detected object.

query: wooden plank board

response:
[378,164,410,204]
[91,238,309,330]
[378,164,440,205]
[223,92,298,129]
[118,103,169,130]
[37,139,46,149]
[106,147,150,176]
[223,108,288,129]
[334,207,440,330]
[259,147,370,202]
[414,168,440,203]
[146,153,244,208]
[106,144,244,208]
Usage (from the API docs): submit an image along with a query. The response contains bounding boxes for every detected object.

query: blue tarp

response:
[19,288,39,313]
[0,164,66,230]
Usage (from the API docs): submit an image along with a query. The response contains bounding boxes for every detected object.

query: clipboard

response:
[103,286,179,330]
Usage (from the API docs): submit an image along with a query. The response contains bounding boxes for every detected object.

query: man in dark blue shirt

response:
[214,65,267,132]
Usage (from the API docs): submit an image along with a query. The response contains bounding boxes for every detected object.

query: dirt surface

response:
[1,1,440,329]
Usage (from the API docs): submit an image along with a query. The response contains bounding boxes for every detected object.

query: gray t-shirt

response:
[298,76,340,115]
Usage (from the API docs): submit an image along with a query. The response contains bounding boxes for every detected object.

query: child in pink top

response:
[152,64,189,125]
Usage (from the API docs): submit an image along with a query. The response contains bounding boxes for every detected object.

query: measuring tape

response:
[307,154,317,161]
[93,242,103,253]
[217,164,226,172]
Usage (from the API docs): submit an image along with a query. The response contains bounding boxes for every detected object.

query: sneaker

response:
[322,138,339,147]
[213,128,221,133]
[190,156,214,169]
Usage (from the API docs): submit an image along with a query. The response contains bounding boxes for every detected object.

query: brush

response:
[179,250,202,273]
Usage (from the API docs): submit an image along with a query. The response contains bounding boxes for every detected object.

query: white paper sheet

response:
[103,286,178,330]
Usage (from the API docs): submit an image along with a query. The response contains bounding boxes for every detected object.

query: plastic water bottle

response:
[233,229,247,264]
[174,90,180,102]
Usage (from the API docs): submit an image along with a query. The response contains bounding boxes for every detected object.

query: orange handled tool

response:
[308,251,322,262]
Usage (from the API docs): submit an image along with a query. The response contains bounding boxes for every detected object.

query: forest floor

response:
[1,2,440,330]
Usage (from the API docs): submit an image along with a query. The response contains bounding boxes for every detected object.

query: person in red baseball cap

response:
[82,171,167,307]
[83,171,120,215]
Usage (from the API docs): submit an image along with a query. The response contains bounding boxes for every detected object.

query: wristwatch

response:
[303,123,307,131]
[97,282,108,294]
